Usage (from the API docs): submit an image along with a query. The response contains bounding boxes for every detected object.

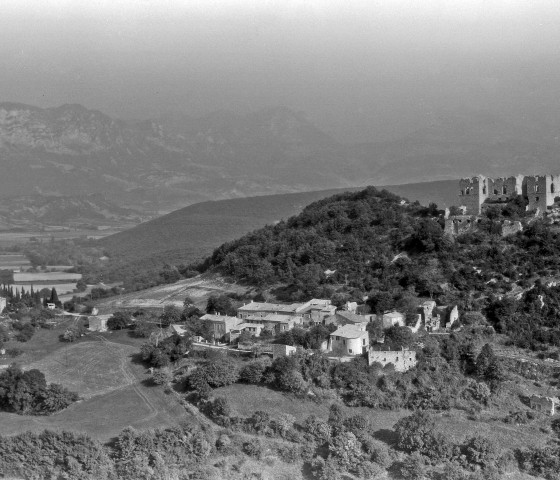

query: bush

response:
[239,358,271,384]
[191,358,239,388]
[464,435,500,469]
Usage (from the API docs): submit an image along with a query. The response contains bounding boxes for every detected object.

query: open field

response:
[0,317,79,366]
[94,273,251,312]
[0,254,30,269]
[0,227,125,248]
[0,334,194,441]
[14,272,82,282]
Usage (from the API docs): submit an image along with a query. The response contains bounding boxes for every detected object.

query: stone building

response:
[0,297,6,314]
[328,324,369,356]
[458,174,560,215]
[529,395,559,415]
[368,348,417,372]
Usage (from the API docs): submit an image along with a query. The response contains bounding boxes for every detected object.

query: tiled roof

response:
[331,324,368,339]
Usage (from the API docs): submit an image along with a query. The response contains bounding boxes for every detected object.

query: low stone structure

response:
[529,395,559,415]
[368,348,417,372]
[89,315,110,332]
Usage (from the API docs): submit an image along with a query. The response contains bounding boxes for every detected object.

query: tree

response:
[384,325,414,349]
[151,367,172,385]
[159,305,181,327]
[107,311,130,330]
[48,287,61,308]
[464,435,500,469]
[476,343,503,383]
[206,295,237,316]
[189,358,239,388]
[394,411,437,455]
[400,452,428,480]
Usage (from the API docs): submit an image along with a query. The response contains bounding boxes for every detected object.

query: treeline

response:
[0,364,78,415]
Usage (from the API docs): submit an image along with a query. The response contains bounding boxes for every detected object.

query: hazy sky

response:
[3,0,560,141]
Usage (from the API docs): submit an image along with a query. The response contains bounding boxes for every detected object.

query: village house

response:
[230,323,264,339]
[243,313,302,333]
[200,313,241,339]
[300,299,337,324]
[325,310,370,328]
[529,395,560,415]
[0,296,6,314]
[237,299,335,326]
[381,311,405,329]
[328,324,369,356]
[368,348,417,372]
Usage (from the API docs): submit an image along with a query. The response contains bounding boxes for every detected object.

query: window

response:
[363,339,366,345]
[535,185,540,193]
[396,357,399,362]
[493,189,498,195]
[536,197,540,202]
[552,183,556,193]
[343,339,346,345]
[503,186,507,194]
[460,189,464,195]
[482,187,486,194]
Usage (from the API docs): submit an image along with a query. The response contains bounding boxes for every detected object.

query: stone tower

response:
[525,175,560,213]
[458,175,487,215]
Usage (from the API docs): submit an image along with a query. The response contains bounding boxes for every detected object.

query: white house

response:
[0,297,6,314]
[328,324,369,356]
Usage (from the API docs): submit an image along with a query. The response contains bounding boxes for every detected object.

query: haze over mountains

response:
[2,101,560,218]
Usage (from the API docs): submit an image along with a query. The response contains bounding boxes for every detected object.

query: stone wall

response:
[368,349,417,372]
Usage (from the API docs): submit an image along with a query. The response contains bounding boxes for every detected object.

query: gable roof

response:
[336,310,369,324]
[331,324,368,339]
[237,302,305,314]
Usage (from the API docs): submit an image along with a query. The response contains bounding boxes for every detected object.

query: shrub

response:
[464,435,500,469]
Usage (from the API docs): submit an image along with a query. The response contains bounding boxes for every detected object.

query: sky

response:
[3,0,560,142]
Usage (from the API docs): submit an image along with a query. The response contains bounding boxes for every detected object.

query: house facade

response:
[200,313,241,339]
[328,324,369,356]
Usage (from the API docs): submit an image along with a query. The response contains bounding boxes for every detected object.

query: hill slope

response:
[98,180,457,270]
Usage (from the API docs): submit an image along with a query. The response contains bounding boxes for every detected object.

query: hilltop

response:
[93,180,456,280]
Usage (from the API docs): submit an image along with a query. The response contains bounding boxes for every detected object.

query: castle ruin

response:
[458,174,560,215]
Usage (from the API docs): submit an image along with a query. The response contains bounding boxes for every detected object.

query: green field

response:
[1,330,193,441]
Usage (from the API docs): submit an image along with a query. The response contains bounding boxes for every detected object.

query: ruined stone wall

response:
[486,176,523,201]
[368,349,417,372]
[500,220,523,237]
[458,176,487,215]
[444,215,481,236]
[525,175,560,213]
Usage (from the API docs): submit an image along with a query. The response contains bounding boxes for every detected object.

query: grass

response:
[1,334,195,442]
[214,382,555,452]
[0,317,79,366]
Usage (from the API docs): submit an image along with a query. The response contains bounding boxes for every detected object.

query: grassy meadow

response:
[0,327,194,442]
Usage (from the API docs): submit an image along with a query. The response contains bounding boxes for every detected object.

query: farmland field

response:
[14,272,82,282]
[0,334,194,441]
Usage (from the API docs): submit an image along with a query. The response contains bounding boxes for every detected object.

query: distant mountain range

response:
[0,194,145,231]
[2,102,558,216]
